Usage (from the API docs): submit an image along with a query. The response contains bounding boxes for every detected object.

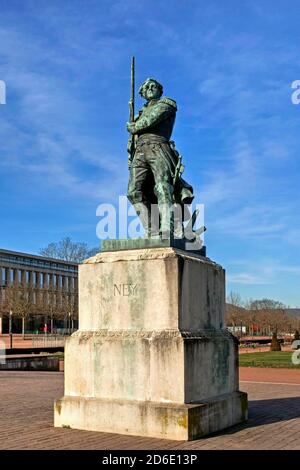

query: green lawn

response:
[239,351,300,369]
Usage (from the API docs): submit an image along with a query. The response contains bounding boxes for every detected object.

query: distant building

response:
[227,326,247,334]
[0,248,78,334]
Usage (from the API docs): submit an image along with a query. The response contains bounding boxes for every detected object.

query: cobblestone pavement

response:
[0,371,299,450]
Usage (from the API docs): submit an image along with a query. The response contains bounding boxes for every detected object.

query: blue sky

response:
[0,0,300,306]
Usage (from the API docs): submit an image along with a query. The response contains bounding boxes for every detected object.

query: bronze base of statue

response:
[101,237,206,257]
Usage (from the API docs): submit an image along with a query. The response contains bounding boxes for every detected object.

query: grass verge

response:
[239,351,300,368]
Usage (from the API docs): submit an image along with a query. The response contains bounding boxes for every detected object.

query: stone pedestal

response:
[54,247,247,440]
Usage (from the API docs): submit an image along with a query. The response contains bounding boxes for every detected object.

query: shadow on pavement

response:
[209,396,300,438]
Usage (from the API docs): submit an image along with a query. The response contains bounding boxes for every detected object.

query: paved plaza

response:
[0,370,299,450]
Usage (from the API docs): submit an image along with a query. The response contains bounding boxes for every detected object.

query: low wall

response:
[4,347,64,356]
[0,356,64,371]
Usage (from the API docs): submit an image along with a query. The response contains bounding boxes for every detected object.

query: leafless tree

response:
[226,295,296,337]
[226,291,245,333]
[244,298,288,335]
[40,237,98,263]
[227,291,243,307]
[1,284,34,337]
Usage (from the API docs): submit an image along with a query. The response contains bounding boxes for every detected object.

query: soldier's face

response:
[144,82,161,101]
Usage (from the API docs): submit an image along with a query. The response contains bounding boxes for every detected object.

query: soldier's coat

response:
[128,96,194,209]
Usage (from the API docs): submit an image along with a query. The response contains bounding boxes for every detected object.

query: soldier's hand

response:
[127,122,136,134]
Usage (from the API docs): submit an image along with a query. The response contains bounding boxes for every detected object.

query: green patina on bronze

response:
[102,238,206,256]
[126,62,195,240]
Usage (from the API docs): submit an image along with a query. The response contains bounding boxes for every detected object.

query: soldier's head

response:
[139,78,163,101]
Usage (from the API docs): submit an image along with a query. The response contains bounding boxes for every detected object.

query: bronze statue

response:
[126,59,195,239]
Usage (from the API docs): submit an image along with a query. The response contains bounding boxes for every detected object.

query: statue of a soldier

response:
[127,77,194,238]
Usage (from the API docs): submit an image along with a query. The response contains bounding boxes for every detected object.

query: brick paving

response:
[0,371,300,450]
[240,367,300,384]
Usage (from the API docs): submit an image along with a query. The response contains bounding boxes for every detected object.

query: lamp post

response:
[9,310,13,349]
[68,311,71,335]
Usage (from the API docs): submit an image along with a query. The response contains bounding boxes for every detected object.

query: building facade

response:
[0,248,78,334]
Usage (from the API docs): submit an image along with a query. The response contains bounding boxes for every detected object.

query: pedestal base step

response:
[54,391,247,441]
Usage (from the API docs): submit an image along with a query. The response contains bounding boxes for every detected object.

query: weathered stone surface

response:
[64,330,238,403]
[80,248,224,331]
[54,391,247,441]
[55,247,247,439]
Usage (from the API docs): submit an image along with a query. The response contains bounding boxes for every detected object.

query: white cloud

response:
[0,20,128,203]
[227,273,272,285]
[227,258,300,287]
